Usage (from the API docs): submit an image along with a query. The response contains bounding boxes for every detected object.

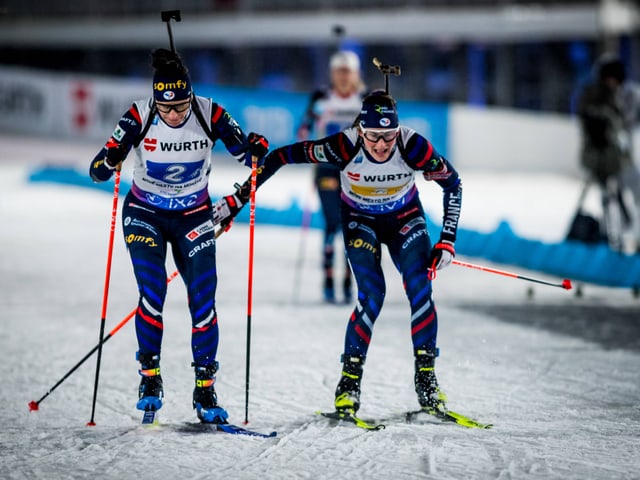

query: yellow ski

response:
[316,410,385,431]
[406,407,492,429]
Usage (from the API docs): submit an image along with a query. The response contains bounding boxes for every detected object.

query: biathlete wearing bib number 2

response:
[89,48,269,424]
[217,90,462,415]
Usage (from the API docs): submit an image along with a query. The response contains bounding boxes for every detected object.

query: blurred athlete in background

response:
[297,50,366,303]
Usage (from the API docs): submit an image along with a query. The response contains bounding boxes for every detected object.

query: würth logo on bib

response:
[143,138,157,152]
[347,171,361,181]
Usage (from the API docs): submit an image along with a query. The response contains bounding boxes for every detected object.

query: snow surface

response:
[1,133,639,480]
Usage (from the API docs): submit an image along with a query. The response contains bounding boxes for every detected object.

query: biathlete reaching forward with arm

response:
[89,48,269,424]
[213,90,462,415]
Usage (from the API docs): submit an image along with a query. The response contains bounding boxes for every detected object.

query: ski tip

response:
[28,401,39,412]
[444,412,493,430]
[562,279,572,290]
[407,408,493,429]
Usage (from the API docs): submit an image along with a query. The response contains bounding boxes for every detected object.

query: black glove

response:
[234,180,252,205]
[245,132,269,164]
[105,144,128,168]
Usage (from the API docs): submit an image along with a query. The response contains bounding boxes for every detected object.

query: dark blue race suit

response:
[246,126,462,358]
[90,97,255,367]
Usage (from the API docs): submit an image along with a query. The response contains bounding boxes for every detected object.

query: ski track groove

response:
[209,418,371,479]
[419,433,444,477]
[0,427,139,480]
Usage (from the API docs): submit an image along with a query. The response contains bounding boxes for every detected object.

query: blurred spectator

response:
[576,55,640,252]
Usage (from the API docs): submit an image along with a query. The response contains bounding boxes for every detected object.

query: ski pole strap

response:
[428,258,438,280]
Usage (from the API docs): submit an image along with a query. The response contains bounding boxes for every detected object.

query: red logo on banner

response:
[144,138,157,152]
[70,82,92,131]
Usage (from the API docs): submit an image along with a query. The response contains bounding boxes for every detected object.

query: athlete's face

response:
[156,96,192,127]
[331,67,360,97]
[359,127,399,162]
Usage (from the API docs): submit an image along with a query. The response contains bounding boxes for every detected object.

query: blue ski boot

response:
[136,352,163,412]
[415,349,447,412]
[193,362,229,424]
[334,355,365,414]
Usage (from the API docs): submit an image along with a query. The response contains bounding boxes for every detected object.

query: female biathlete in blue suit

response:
[90,48,268,423]
[214,90,462,416]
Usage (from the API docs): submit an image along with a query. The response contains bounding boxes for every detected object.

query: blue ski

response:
[140,412,276,437]
[141,410,158,425]
[175,421,276,437]
[215,423,277,438]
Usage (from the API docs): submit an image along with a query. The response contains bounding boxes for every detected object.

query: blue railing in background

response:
[29,165,640,290]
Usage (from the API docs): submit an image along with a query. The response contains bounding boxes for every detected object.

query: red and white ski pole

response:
[87,168,121,426]
[451,259,572,290]
[29,223,231,412]
[244,155,258,425]
[28,271,180,412]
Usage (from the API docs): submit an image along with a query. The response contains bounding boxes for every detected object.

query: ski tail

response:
[141,410,159,425]
[316,410,385,431]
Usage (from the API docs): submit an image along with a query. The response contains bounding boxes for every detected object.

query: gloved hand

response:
[429,240,455,272]
[105,144,128,169]
[212,182,252,228]
[212,195,243,228]
[244,132,269,167]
